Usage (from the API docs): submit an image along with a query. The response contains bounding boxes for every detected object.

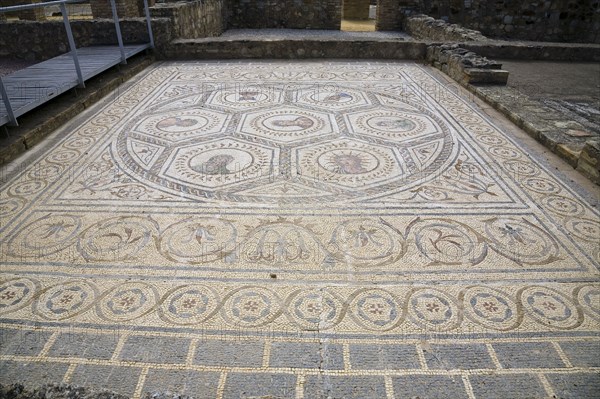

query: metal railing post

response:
[143,0,154,48]
[109,0,127,64]
[60,2,85,88]
[0,77,18,126]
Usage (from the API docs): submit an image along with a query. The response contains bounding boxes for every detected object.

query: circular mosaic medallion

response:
[0,197,26,218]
[523,177,560,195]
[461,286,520,331]
[329,218,404,267]
[520,286,581,330]
[8,180,47,197]
[349,288,404,331]
[564,218,600,242]
[159,284,220,325]
[285,288,344,330]
[7,214,82,258]
[158,217,237,263]
[503,160,539,177]
[221,286,281,327]
[411,218,486,266]
[541,195,585,216]
[575,285,600,321]
[0,278,39,314]
[408,288,461,332]
[483,217,559,265]
[98,282,158,322]
[34,280,97,320]
[135,109,229,142]
[296,139,402,188]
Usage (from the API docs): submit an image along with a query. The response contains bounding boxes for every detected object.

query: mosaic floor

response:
[0,61,599,398]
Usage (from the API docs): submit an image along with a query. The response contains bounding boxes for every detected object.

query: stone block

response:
[270,341,344,369]
[349,343,420,370]
[143,369,220,398]
[222,373,296,399]
[558,341,600,368]
[70,364,141,396]
[577,140,600,184]
[0,328,53,357]
[304,375,386,398]
[0,361,69,387]
[424,343,495,370]
[492,342,565,369]
[119,335,190,364]
[470,374,548,399]
[546,372,600,399]
[48,332,119,360]
[393,375,469,398]
[193,339,264,367]
[465,68,509,85]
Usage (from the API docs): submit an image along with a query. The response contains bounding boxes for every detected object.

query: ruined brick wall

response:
[227,0,342,30]
[421,0,599,43]
[0,18,171,60]
[152,0,225,38]
[376,0,421,31]
[90,0,140,18]
[343,0,370,19]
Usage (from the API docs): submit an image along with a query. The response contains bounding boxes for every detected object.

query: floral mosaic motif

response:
[408,289,461,331]
[242,219,330,267]
[542,195,585,216]
[409,218,487,266]
[98,282,157,321]
[286,289,342,330]
[564,218,600,242]
[350,289,403,331]
[78,216,158,261]
[520,286,582,330]
[160,285,219,325]
[461,286,521,331]
[329,218,405,267]
[0,278,37,314]
[483,217,560,265]
[576,285,600,321]
[7,214,82,257]
[158,217,238,264]
[0,197,26,217]
[35,281,96,320]
[224,287,280,327]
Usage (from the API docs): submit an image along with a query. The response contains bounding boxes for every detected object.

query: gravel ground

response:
[0,384,192,399]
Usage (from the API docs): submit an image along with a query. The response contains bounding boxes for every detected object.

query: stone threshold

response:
[0,53,154,167]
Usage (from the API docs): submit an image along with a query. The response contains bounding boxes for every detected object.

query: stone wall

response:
[227,0,342,30]
[420,0,600,43]
[152,0,225,38]
[90,0,140,19]
[343,0,370,19]
[426,43,508,85]
[0,18,171,60]
[406,14,486,41]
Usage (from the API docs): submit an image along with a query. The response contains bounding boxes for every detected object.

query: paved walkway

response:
[0,61,599,398]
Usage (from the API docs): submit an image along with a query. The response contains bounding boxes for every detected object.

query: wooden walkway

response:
[0,44,150,127]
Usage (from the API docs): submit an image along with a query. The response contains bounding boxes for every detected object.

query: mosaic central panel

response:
[0,62,598,339]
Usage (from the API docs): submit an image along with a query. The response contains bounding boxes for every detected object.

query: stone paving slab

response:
[0,60,598,398]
